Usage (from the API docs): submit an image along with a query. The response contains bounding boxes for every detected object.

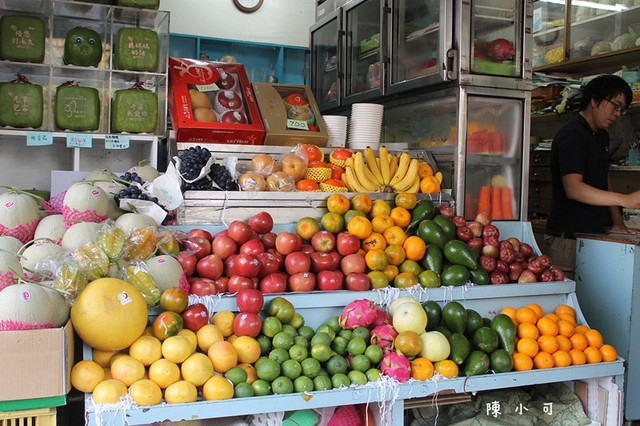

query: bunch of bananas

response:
[341,146,420,193]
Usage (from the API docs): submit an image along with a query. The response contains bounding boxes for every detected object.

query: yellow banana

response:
[390,152,411,186]
[344,166,370,193]
[404,174,421,193]
[389,154,398,178]
[353,152,380,190]
[341,167,356,191]
[345,156,355,169]
[379,146,390,184]
[364,147,384,184]
[394,159,419,192]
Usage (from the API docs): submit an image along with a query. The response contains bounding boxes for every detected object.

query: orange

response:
[556,335,572,352]
[410,357,434,381]
[417,162,434,179]
[164,380,198,404]
[371,215,394,234]
[433,359,458,378]
[361,232,387,252]
[552,350,572,367]
[542,313,560,323]
[533,352,554,369]
[573,325,590,335]
[516,338,539,358]
[237,363,258,384]
[148,358,180,389]
[584,329,603,349]
[351,194,372,214]
[558,314,576,325]
[500,307,518,327]
[555,304,575,318]
[569,349,587,365]
[420,176,440,194]
[347,215,373,239]
[536,317,559,337]
[569,333,588,351]
[395,331,423,357]
[584,346,603,363]
[181,352,214,387]
[211,311,235,337]
[512,353,533,371]
[110,355,145,387]
[71,360,105,393]
[557,319,575,337]
[600,344,617,362]
[326,193,350,215]
[129,379,163,406]
[395,193,418,210]
[381,264,399,282]
[517,323,539,340]
[296,217,321,241]
[208,341,238,373]
[365,249,389,271]
[232,336,261,364]
[128,335,163,366]
[389,207,411,228]
[370,199,392,218]
[515,307,538,325]
[403,236,426,261]
[537,335,559,354]
[527,303,543,320]
[202,375,234,401]
[384,244,406,266]
[383,226,407,246]
[91,379,128,404]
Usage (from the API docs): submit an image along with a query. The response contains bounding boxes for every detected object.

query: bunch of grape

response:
[178,146,211,181]
[114,185,158,204]
[210,163,239,191]
[119,171,144,185]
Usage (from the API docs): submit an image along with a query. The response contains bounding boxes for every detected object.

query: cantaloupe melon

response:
[145,255,185,292]
[33,214,66,244]
[0,251,23,290]
[115,212,157,235]
[128,163,160,183]
[62,182,109,220]
[62,222,100,251]
[43,284,70,327]
[20,240,65,273]
[71,277,148,351]
[0,235,23,253]
[84,168,117,182]
[0,283,54,330]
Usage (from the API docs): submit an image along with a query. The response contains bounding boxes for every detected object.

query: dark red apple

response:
[184,236,211,260]
[490,271,509,284]
[284,251,311,275]
[257,251,281,277]
[520,243,534,257]
[310,251,340,272]
[211,235,238,260]
[467,221,484,237]
[224,254,238,277]
[482,224,500,239]
[316,270,344,291]
[248,211,274,234]
[549,267,565,281]
[518,269,538,283]
[214,276,229,293]
[239,239,265,256]
[228,275,257,293]
[345,273,370,291]
[456,226,472,242]
[217,90,242,109]
[539,268,554,282]
[496,259,509,274]
[336,232,360,256]
[181,303,209,331]
[217,71,236,90]
[537,255,551,269]
[259,272,288,293]
[234,254,262,278]
[300,244,315,255]
[514,252,525,264]
[188,228,212,243]
[176,251,197,277]
[508,262,524,282]
[221,111,247,124]
[479,255,497,272]
[196,254,224,280]
[228,221,253,245]
[266,248,284,270]
[467,237,484,251]
[483,236,500,248]
[311,230,336,253]
[499,246,516,264]
[236,289,264,313]
[527,258,544,275]
[275,232,303,255]
[437,204,455,218]
[232,312,262,337]
[261,232,277,250]
[451,216,467,228]
[288,272,316,292]
[341,253,366,275]
[189,277,218,296]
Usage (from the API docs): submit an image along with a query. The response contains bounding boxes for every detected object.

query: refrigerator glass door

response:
[532,0,565,68]
[310,10,341,110]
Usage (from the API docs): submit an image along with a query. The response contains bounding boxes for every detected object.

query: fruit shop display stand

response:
[82,221,626,425]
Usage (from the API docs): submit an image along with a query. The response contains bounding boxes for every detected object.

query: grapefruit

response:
[70,278,148,351]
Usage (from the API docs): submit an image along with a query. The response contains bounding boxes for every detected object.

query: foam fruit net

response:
[0,218,39,244]
[0,271,18,292]
[61,205,108,228]
[0,319,54,331]
[41,191,66,214]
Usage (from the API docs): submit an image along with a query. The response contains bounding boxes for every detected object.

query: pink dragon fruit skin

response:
[487,38,515,61]
[339,299,377,330]
[380,350,411,383]
[370,324,398,350]
[369,307,392,329]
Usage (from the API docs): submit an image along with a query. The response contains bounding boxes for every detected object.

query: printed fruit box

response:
[252,82,329,147]
[168,58,265,145]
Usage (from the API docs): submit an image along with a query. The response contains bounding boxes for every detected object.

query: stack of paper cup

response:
[323,115,348,148]
[348,103,384,150]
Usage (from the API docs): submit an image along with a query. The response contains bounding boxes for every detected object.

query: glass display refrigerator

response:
[310,8,342,111]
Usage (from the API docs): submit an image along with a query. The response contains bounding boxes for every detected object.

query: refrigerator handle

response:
[338,29,345,79]
[446,48,458,81]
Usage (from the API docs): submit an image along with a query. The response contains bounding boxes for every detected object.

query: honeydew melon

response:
[0,251,23,288]
[19,240,65,273]
[0,283,54,330]
[145,255,184,292]
[93,180,125,219]
[388,296,421,317]
[0,190,40,229]
[62,222,101,251]
[84,168,117,182]
[43,284,70,327]
[62,182,109,218]
[33,214,66,243]
[128,162,160,183]
[0,235,24,253]
[115,213,157,236]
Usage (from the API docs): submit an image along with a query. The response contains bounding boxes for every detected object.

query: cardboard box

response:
[168,58,265,145]
[252,83,328,147]
[0,320,73,402]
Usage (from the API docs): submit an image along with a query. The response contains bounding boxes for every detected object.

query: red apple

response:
[228,221,253,245]
[310,251,341,273]
[275,232,303,255]
[261,232,277,250]
[221,110,247,124]
[228,275,257,293]
[196,254,224,280]
[211,235,237,260]
[336,232,360,256]
[176,251,197,277]
[239,239,265,255]
[189,277,218,296]
[248,211,274,234]
[236,289,264,313]
[188,228,212,243]
[311,230,336,253]
[214,277,229,293]
[341,253,366,275]
[184,236,211,260]
[257,251,281,277]
[508,262,524,282]
[266,248,284,269]
[284,251,311,275]
[316,270,344,291]
[232,312,262,337]
[234,254,262,278]
[437,204,455,218]
[224,254,238,277]
[456,226,472,242]
[467,221,484,237]
[259,272,288,293]
[288,272,316,292]
[181,303,209,331]
[300,244,315,255]
[345,273,370,291]
[475,213,492,226]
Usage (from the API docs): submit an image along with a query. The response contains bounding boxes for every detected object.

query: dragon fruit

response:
[339,299,377,330]
[370,307,392,328]
[370,324,398,350]
[487,38,515,61]
[380,350,411,383]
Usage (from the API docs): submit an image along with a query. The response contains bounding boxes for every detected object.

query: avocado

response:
[443,239,479,270]
[448,332,471,365]
[473,326,499,354]
[462,350,490,376]
[417,219,449,250]
[491,313,516,355]
[420,244,443,274]
[442,301,467,334]
[441,264,471,287]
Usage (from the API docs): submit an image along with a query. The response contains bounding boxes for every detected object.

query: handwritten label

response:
[66,133,92,148]
[286,119,309,130]
[195,83,219,92]
[26,132,53,146]
[105,134,130,150]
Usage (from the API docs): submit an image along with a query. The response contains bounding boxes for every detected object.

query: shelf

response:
[533,46,640,75]
[405,23,440,43]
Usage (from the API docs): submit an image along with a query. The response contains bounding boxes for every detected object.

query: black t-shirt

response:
[546,112,610,238]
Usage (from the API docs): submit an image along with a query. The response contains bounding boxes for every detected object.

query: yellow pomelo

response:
[196,324,225,352]
[71,278,148,351]
[181,352,214,386]
[162,335,194,364]
[177,329,198,352]
[128,335,162,366]
[164,380,198,404]
[202,375,234,401]
[211,311,235,337]
[129,379,162,406]
[148,358,180,389]
[92,348,121,368]
[91,379,127,404]
[110,355,145,387]
[71,360,105,393]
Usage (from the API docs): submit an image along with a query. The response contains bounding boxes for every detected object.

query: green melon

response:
[0,80,43,128]
[55,84,100,131]
[0,283,54,329]
[115,28,159,72]
[61,222,101,251]
[0,15,45,63]
[112,88,158,133]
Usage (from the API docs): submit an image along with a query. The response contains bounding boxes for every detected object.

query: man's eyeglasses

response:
[604,98,628,115]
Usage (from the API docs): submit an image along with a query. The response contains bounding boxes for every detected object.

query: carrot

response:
[465,192,475,219]
[502,186,514,219]
[476,185,491,217]
[491,186,503,220]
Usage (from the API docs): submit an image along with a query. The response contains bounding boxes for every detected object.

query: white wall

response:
[159,0,316,48]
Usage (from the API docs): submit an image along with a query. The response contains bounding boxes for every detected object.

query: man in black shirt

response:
[546,75,640,277]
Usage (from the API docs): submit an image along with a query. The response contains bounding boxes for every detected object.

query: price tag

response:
[105,134,130,150]
[66,133,92,148]
[286,119,309,131]
[26,131,53,146]
[195,83,219,92]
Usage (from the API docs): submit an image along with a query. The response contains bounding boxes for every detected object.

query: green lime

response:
[251,379,271,396]
[225,366,248,385]
[289,344,308,363]
[350,354,371,372]
[290,313,305,329]
[293,375,314,393]
[313,375,332,391]
[256,335,272,355]
[261,316,283,338]
[315,324,335,341]
[326,316,341,333]
[272,331,295,350]
[331,336,349,356]
[281,359,302,380]
[364,344,384,364]
[282,324,298,338]
[331,373,351,388]
[268,347,290,364]
[255,358,280,382]
[325,354,348,376]
[399,259,421,276]
[310,343,332,362]
[311,332,332,347]
[348,370,368,386]
[338,329,353,340]
[418,270,441,288]
[347,337,367,356]
[271,376,294,394]
[268,297,295,324]
[293,335,309,349]
[365,368,381,382]
[234,382,254,398]
[301,357,322,378]
[298,326,315,341]
[352,326,370,341]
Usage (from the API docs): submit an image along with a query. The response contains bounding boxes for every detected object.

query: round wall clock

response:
[233,0,263,13]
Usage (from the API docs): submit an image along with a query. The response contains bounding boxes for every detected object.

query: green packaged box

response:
[111,88,158,133]
[116,0,159,9]
[0,15,46,63]
[55,84,100,131]
[0,80,43,128]
[115,28,159,72]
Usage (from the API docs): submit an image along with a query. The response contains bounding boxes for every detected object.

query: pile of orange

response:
[500,304,617,372]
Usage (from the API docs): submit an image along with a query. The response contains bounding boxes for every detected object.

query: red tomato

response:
[296,179,319,191]
[152,311,183,341]
[232,312,263,337]
[235,289,264,313]
[160,287,189,313]
[302,144,323,163]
